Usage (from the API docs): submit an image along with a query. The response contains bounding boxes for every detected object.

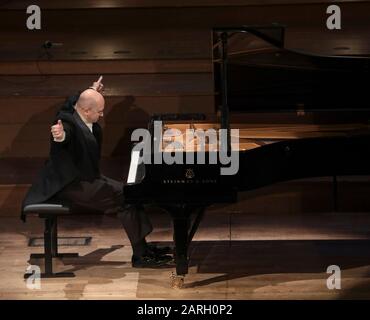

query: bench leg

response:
[51,216,58,257]
[50,217,79,259]
[26,216,77,279]
[44,216,53,274]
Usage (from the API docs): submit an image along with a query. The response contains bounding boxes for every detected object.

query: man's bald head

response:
[75,89,105,123]
[76,89,104,110]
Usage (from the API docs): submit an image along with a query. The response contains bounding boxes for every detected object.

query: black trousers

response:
[58,175,153,247]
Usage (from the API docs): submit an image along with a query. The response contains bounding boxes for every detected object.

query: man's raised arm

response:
[51,120,66,142]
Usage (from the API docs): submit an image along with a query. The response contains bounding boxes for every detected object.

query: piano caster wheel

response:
[170,272,184,289]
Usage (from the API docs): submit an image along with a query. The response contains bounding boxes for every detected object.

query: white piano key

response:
[127,150,141,184]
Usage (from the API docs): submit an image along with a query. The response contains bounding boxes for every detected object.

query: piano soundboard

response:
[160,121,370,152]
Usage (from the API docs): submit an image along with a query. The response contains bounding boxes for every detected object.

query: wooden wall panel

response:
[0,185,28,216]
[0,74,213,97]
[0,96,214,123]
[0,60,212,75]
[0,97,61,124]
[1,0,361,10]
[1,2,370,32]
[0,157,130,185]
[1,26,370,62]
[0,29,211,61]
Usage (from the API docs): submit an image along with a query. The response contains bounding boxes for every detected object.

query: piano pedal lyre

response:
[170,272,185,289]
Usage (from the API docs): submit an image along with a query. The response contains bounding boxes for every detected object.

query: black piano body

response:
[124,25,370,287]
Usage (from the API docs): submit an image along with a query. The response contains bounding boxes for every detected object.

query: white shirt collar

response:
[75,107,93,133]
[85,122,93,133]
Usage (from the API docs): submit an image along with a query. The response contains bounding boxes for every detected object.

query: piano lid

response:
[213,26,370,113]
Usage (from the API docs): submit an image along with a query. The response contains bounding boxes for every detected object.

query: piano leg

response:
[167,205,206,289]
[171,207,189,288]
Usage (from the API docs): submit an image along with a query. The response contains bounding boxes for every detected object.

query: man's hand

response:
[51,120,65,142]
[90,75,104,93]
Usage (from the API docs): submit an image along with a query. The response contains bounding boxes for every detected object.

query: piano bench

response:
[23,203,79,279]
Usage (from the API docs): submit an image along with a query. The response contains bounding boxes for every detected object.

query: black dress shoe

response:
[146,243,173,256]
[132,254,173,268]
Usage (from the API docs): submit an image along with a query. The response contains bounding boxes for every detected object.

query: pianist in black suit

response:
[21,77,171,268]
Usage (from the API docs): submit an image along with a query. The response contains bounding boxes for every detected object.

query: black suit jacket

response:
[21,94,103,221]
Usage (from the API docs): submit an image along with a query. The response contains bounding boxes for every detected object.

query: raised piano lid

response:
[213,26,370,115]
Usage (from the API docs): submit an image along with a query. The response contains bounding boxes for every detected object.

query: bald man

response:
[21,78,172,268]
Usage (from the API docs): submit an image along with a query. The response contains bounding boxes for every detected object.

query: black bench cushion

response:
[23,203,70,215]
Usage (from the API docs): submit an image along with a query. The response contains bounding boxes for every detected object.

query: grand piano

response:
[124,25,370,288]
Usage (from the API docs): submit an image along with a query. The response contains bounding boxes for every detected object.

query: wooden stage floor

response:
[1,181,370,300]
